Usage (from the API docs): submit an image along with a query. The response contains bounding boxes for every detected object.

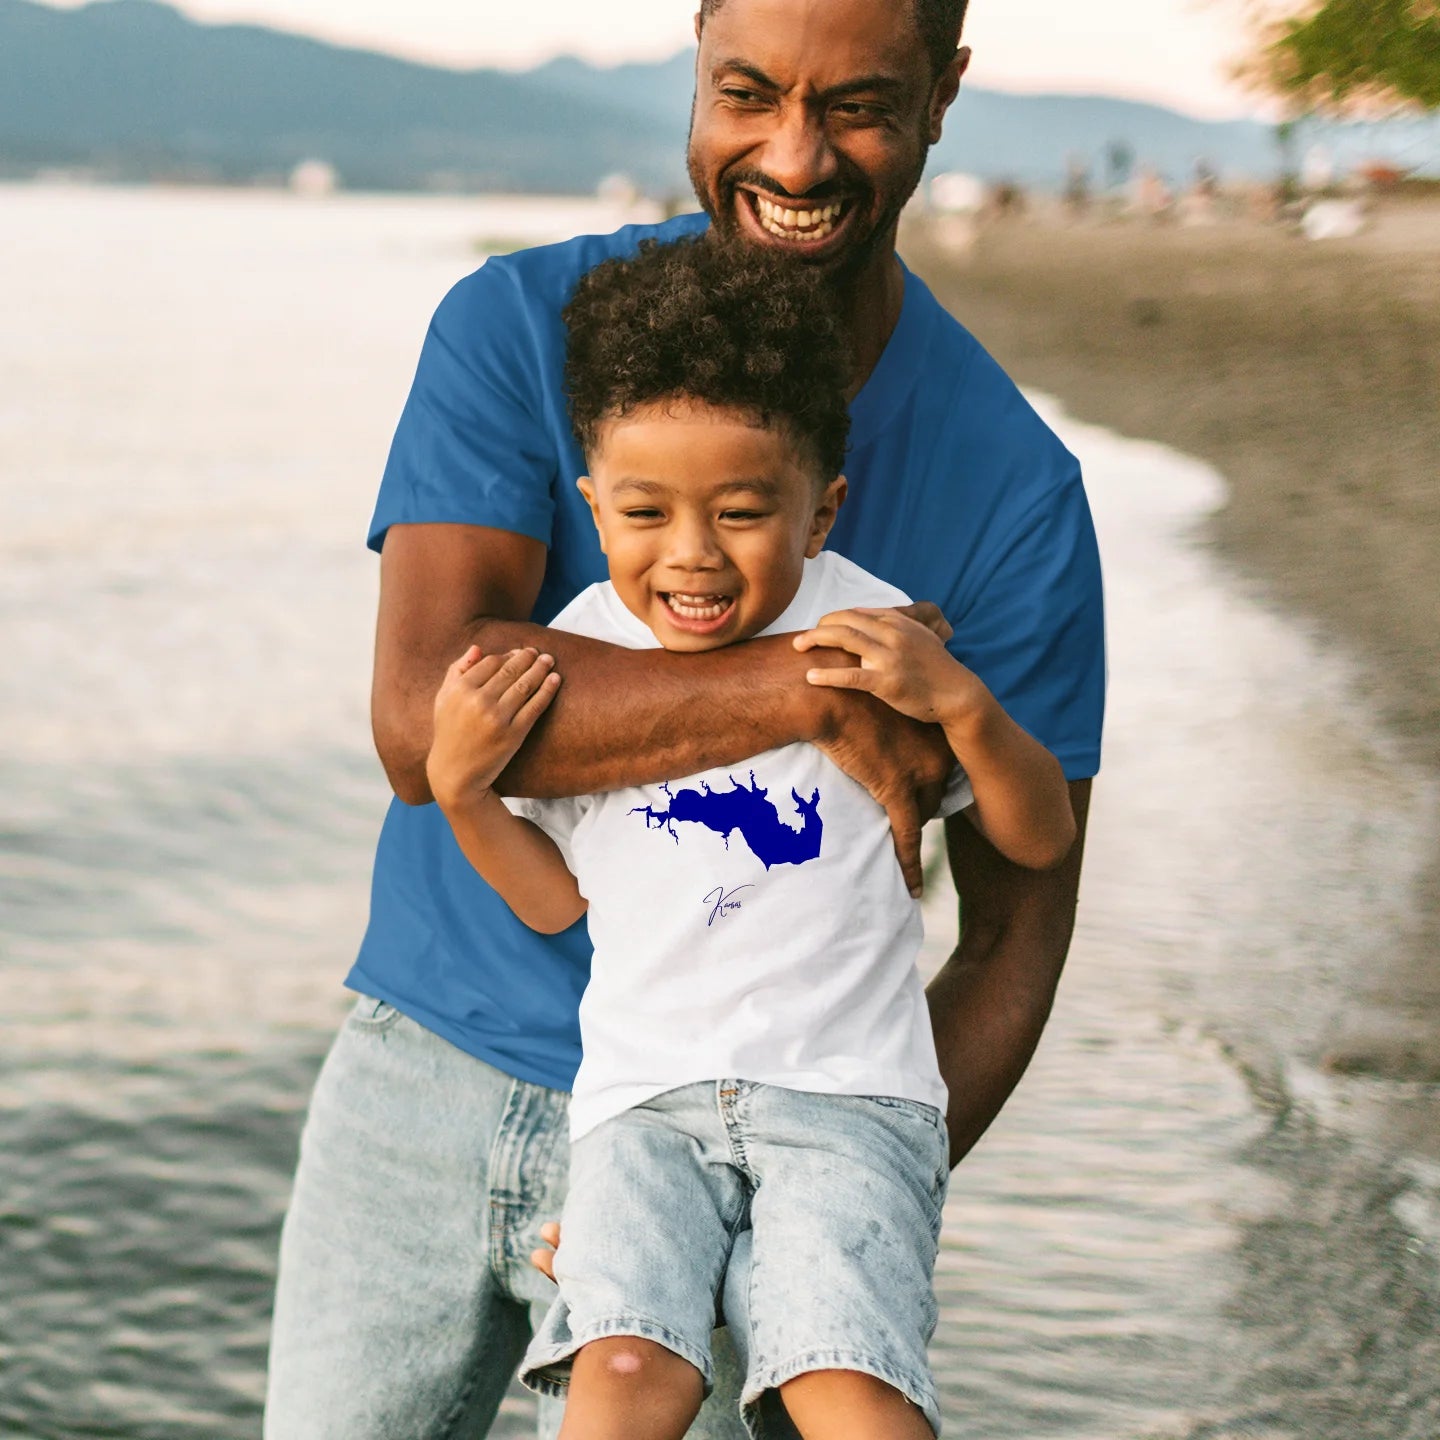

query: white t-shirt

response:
[508,551,972,1141]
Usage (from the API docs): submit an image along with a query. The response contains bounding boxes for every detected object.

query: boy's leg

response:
[558,1336,705,1440]
[265,994,569,1440]
[521,1086,746,1436]
[723,1085,949,1439]
[778,1370,935,1440]
[534,1291,748,1440]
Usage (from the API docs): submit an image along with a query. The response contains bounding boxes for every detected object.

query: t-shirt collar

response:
[759,554,826,637]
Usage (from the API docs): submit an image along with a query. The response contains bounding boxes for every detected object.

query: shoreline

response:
[905,204,1440,1122]
[904,203,1440,769]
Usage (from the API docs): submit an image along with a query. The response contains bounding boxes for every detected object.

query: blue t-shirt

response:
[351,213,1106,1090]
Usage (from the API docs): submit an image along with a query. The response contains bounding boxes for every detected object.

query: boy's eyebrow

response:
[609,477,785,500]
[610,479,668,496]
[712,478,783,498]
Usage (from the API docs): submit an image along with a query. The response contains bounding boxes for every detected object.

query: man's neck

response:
[841,248,905,401]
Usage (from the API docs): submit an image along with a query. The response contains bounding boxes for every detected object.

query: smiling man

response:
[263,2,1104,1437]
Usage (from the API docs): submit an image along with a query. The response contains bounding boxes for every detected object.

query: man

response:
[264,1,1104,1436]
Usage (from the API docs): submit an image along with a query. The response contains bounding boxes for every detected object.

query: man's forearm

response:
[388,617,835,804]
[927,780,1091,1166]
[489,619,832,798]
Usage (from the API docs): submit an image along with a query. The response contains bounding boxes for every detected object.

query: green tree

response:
[1259,0,1440,110]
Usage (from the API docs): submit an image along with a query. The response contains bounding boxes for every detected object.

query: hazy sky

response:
[55,0,1266,118]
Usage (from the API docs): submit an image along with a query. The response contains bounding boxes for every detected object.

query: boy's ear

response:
[576,476,606,554]
[804,475,848,558]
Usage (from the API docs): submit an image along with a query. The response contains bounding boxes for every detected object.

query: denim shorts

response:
[518,1080,949,1436]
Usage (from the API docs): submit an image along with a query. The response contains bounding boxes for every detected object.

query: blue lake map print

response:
[629,772,823,869]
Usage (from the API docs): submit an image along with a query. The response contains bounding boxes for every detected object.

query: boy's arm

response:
[443,796,586,935]
[426,643,586,935]
[795,607,1076,870]
[936,691,1076,870]
[372,523,956,895]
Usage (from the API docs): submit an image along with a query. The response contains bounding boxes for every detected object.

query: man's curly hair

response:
[563,237,850,480]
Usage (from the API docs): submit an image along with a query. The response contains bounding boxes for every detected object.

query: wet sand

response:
[905,198,1440,1107]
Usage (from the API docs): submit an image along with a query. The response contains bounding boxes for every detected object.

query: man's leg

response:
[265,994,569,1440]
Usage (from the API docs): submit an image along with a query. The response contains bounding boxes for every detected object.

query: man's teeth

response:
[753,195,844,242]
[666,593,732,620]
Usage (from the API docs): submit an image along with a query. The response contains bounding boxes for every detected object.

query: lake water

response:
[1,183,1436,1440]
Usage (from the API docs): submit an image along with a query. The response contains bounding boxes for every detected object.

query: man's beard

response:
[685,129,930,290]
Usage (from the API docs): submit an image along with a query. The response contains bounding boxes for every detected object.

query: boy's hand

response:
[530,1220,561,1284]
[426,646,561,811]
[794,607,984,726]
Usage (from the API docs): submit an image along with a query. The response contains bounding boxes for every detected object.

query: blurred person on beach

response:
[424,237,1076,1439]
[263,1,1105,1436]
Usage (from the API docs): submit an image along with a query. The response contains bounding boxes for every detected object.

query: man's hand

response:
[797,599,957,898]
[799,606,1075,871]
[425,646,561,812]
[807,683,953,898]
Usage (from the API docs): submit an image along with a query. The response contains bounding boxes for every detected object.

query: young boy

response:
[425,238,1076,1439]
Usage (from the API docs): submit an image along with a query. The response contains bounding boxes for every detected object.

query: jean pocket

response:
[346,992,406,1033]
[862,1094,946,1132]
[859,1096,950,1199]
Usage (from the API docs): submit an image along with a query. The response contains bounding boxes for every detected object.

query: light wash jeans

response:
[264,994,747,1440]
[522,1081,948,1437]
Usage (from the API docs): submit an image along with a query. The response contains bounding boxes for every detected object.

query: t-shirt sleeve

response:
[368,260,558,552]
[937,765,974,818]
[952,461,1106,783]
[502,795,586,876]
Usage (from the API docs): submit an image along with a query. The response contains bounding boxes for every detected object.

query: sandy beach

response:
[906,196,1440,1105]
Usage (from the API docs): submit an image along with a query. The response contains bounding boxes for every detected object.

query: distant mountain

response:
[936,90,1272,184]
[1,0,1424,192]
[0,0,687,191]
[525,50,699,133]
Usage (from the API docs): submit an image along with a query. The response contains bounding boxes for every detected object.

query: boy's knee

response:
[598,1340,648,1377]
[583,1335,692,1383]
[560,1337,706,1437]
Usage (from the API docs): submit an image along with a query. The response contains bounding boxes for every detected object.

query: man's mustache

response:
[721,168,857,203]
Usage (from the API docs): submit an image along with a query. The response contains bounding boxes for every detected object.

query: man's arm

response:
[372,523,955,893]
[927,778,1092,1167]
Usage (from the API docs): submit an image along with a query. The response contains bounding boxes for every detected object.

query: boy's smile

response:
[580,399,845,653]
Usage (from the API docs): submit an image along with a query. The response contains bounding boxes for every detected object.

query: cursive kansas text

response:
[704,885,753,927]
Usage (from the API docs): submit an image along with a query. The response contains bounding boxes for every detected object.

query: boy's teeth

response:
[753,195,844,242]
[667,592,732,620]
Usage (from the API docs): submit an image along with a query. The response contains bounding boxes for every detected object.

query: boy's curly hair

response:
[563,237,851,479]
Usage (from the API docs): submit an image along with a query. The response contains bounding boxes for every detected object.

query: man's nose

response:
[757,103,839,199]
